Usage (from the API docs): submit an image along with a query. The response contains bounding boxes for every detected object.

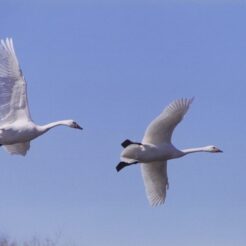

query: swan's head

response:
[205,145,223,153]
[68,120,83,130]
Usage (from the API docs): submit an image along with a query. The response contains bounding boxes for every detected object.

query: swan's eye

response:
[212,146,218,151]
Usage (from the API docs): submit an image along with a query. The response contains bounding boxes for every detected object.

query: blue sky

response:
[0,0,246,245]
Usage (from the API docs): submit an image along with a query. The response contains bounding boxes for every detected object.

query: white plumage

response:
[0,38,82,156]
[117,98,222,206]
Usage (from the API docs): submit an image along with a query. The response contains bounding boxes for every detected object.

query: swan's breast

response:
[121,143,184,163]
[137,143,183,162]
[0,121,39,144]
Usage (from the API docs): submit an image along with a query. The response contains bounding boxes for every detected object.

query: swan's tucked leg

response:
[121,139,142,148]
[116,161,138,172]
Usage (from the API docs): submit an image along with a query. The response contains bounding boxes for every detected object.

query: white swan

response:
[116,98,222,206]
[0,38,82,156]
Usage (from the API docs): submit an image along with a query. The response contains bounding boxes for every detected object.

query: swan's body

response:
[116,98,222,206]
[0,38,82,155]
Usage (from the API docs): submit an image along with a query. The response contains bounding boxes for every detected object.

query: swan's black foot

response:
[121,139,142,148]
[116,161,138,172]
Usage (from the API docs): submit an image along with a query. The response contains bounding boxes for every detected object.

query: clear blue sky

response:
[1,0,246,245]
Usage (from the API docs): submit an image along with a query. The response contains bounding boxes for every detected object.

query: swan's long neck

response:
[37,120,71,134]
[181,147,209,155]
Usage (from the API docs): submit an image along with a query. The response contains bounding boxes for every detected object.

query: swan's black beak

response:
[216,149,223,153]
[75,123,83,130]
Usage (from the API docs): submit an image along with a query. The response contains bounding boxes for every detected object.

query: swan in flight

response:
[116,98,222,206]
[0,38,82,156]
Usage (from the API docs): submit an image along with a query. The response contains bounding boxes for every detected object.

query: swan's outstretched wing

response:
[141,161,168,206]
[3,141,30,156]
[142,98,193,145]
[0,38,31,125]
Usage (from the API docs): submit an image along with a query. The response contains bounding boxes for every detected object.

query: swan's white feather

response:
[118,98,222,206]
[3,141,30,156]
[142,98,193,145]
[0,38,82,156]
[141,161,168,206]
[0,38,31,125]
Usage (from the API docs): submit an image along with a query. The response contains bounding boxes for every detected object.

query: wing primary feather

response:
[0,38,32,123]
[142,97,194,144]
[141,161,168,206]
